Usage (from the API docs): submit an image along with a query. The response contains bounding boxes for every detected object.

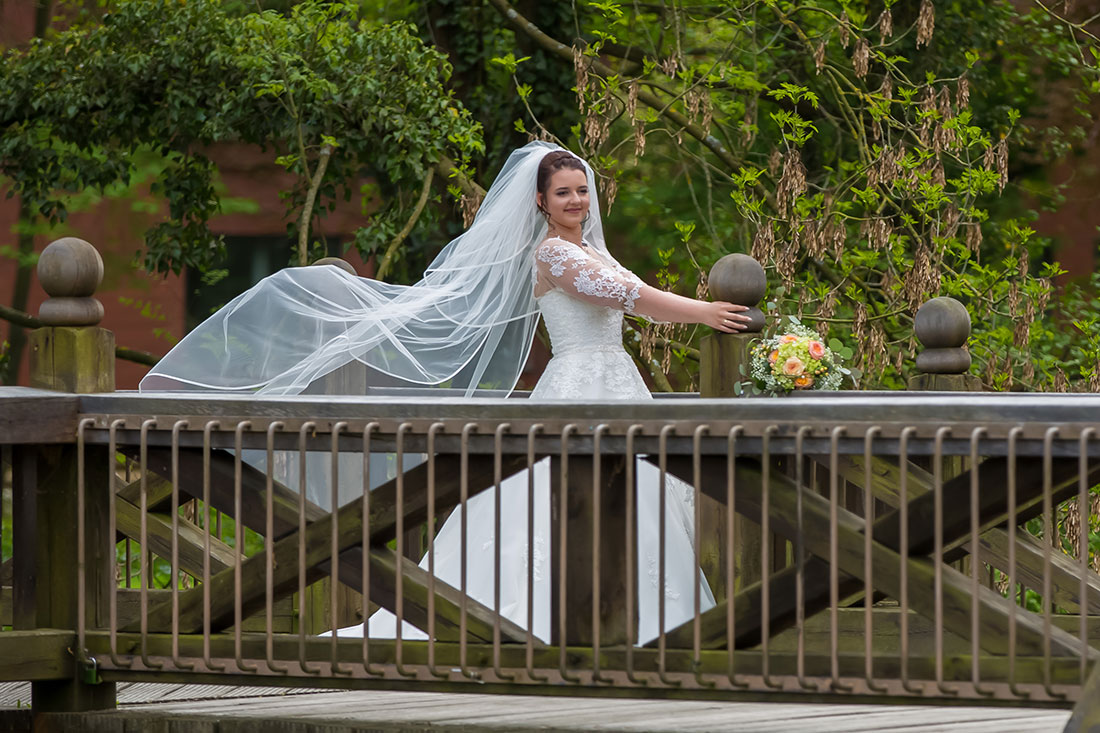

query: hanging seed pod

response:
[818,290,837,324]
[956,76,970,108]
[695,271,709,301]
[880,75,893,102]
[776,150,807,217]
[942,203,960,239]
[873,218,891,250]
[1007,281,1020,318]
[814,41,826,73]
[965,222,983,254]
[700,92,713,136]
[904,243,932,309]
[573,46,590,113]
[777,235,798,284]
[742,97,758,147]
[916,0,935,48]
[853,37,870,79]
[879,8,893,39]
[602,169,619,210]
[640,324,655,363]
[1054,368,1068,393]
[852,303,869,367]
[460,193,482,228]
[633,120,647,158]
[995,138,1009,191]
[768,148,783,176]
[828,218,845,259]
[751,222,776,263]
[1014,302,1032,348]
[686,86,702,125]
[1065,499,1081,560]
[1037,278,1051,312]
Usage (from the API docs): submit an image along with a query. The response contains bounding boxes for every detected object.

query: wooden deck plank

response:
[97,690,1071,732]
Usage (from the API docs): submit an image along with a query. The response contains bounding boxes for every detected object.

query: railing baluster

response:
[201,420,223,672]
[170,419,193,671]
[265,421,288,674]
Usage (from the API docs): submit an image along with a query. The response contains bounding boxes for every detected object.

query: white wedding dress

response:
[336,237,715,645]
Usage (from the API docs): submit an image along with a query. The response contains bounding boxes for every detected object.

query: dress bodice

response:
[525,248,651,400]
[536,288,625,357]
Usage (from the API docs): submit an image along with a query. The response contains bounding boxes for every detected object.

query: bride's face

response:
[537,169,589,229]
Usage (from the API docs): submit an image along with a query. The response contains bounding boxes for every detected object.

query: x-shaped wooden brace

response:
[122,446,534,645]
[652,453,1100,661]
[827,455,1100,614]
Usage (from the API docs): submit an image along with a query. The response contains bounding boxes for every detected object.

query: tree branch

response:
[297,143,333,266]
[623,329,674,392]
[485,0,742,172]
[376,168,435,282]
[436,154,486,199]
[0,303,161,366]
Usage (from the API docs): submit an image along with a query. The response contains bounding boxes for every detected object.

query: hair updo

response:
[536,150,586,210]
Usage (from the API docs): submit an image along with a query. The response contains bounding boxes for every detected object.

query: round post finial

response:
[311,257,357,276]
[36,237,105,326]
[708,253,766,332]
[914,296,971,373]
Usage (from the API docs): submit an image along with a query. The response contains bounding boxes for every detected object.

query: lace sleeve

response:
[535,239,646,313]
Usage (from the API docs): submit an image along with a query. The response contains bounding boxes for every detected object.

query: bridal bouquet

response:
[748,317,854,393]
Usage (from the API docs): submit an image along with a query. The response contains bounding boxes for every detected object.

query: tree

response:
[1,0,53,384]
[0,0,483,281]
[475,0,1100,392]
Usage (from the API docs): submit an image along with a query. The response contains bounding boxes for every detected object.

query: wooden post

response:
[298,256,366,634]
[698,254,766,601]
[550,456,632,645]
[1063,657,1100,732]
[906,296,981,393]
[907,296,982,580]
[15,238,117,713]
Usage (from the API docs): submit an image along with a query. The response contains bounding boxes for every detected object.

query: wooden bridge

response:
[1,238,1099,732]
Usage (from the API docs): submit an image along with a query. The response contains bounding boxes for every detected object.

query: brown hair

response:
[536,151,586,214]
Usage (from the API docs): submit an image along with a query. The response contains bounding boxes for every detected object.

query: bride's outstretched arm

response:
[632,285,750,333]
[535,239,751,333]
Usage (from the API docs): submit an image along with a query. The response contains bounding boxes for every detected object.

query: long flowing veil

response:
[140,140,611,397]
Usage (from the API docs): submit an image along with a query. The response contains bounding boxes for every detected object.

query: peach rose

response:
[793,375,815,389]
[779,334,798,344]
[768,349,780,364]
[807,340,826,360]
[782,356,805,376]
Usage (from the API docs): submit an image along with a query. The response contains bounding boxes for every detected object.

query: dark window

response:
[184,235,342,331]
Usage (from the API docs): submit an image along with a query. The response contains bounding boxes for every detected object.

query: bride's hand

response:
[702,301,752,333]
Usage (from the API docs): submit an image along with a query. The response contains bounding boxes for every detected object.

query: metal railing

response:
[3,389,1100,709]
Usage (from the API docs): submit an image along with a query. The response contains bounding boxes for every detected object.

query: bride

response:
[141,140,750,643]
